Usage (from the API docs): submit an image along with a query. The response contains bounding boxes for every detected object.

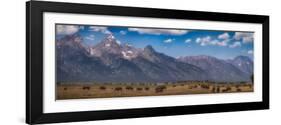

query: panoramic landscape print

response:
[56,24,254,100]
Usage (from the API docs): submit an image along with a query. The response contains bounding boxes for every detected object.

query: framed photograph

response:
[26,1,269,124]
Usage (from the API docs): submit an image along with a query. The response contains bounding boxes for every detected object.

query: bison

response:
[237,88,242,92]
[126,86,134,90]
[212,87,216,93]
[216,87,220,93]
[201,84,210,89]
[99,86,106,90]
[137,88,143,91]
[82,86,90,90]
[221,87,231,92]
[145,87,150,91]
[155,85,167,93]
[115,87,122,91]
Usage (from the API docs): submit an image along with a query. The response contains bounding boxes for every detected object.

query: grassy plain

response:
[56,81,253,100]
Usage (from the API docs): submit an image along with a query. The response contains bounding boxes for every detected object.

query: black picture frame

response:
[26,1,269,124]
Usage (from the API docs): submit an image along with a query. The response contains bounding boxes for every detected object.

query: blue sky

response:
[56,24,254,59]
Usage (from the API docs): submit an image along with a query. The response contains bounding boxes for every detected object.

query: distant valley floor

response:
[56,82,253,100]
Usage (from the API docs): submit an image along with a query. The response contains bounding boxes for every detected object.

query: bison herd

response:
[62,83,251,94]
[75,85,169,93]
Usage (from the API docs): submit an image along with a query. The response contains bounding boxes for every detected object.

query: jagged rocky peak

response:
[177,55,251,82]
[89,34,142,60]
[101,34,119,47]
[232,55,253,66]
[229,55,253,74]
[89,34,122,56]
[141,45,163,62]
[121,43,140,60]
[144,45,155,53]
[124,43,132,47]
[56,32,254,82]
[106,33,115,40]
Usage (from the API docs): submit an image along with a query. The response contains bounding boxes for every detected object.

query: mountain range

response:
[56,34,253,83]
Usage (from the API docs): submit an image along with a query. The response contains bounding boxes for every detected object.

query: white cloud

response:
[218,32,230,40]
[196,36,212,46]
[56,25,79,35]
[229,41,241,48]
[85,34,95,41]
[248,50,253,54]
[185,39,192,43]
[196,36,229,47]
[234,32,254,43]
[89,26,111,34]
[128,28,189,35]
[217,32,231,46]
[196,36,215,46]
[120,30,127,35]
[163,38,175,43]
[217,40,228,46]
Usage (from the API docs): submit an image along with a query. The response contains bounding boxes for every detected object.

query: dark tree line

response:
[251,74,254,83]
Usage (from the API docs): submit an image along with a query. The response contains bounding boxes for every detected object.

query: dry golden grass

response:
[56,82,253,100]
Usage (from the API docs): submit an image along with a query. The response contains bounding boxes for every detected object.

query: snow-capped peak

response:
[105,43,111,47]
[106,34,115,40]
[127,50,133,54]
[121,50,138,60]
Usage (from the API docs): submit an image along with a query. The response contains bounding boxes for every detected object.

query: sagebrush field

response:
[56,81,253,100]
